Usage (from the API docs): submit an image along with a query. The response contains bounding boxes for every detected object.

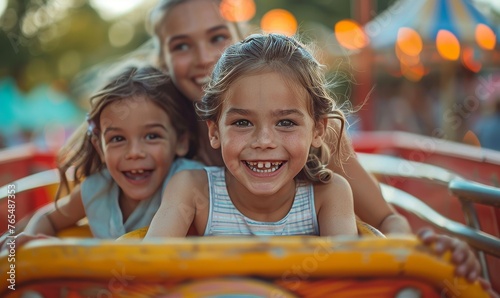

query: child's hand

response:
[417,229,500,298]
[417,227,480,281]
[478,277,499,298]
[1,232,56,251]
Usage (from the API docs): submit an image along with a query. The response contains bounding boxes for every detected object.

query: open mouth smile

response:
[123,169,153,181]
[244,161,284,173]
[194,76,210,86]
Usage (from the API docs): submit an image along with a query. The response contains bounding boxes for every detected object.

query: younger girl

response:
[18,65,204,239]
[146,34,357,237]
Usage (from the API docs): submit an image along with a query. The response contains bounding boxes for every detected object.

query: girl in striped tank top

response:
[146,33,357,237]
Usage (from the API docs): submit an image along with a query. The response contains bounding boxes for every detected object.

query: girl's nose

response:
[196,43,218,68]
[125,142,146,159]
[251,127,277,149]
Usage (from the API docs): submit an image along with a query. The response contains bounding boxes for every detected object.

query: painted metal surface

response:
[0,237,490,297]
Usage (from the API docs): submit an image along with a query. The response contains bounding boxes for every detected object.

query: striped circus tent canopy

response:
[365,0,498,51]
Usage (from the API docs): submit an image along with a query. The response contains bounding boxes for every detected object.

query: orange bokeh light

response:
[400,61,425,82]
[463,130,481,148]
[461,47,482,73]
[260,9,297,36]
[395,43,420,66]
[219,0,256,22]
[397,27,423,56]
[475,23,496,50]
[436,30,460,60]
[334,19,368,50]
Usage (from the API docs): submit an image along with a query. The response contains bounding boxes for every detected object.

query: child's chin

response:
[125,191,156,202]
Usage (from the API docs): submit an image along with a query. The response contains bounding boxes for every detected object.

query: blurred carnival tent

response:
[0,77,83,149]
[364,0,499,75]
[0,78,23,135]
[344,0,500,139]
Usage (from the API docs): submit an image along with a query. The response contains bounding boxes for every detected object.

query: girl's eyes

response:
[171,42,189,52]
[211,34,230,44]
[106,133,161,144]
[169,32,231,53]
[145,133,160,140]
[231,119,296,128]
[277,119,296,127]
[109,136,124,143]
[233,120,251,127]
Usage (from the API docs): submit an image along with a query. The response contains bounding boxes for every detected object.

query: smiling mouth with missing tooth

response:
[123,169,153,180]
[245,161,284,173]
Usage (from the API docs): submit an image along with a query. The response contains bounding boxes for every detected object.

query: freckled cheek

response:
[221,138,242,150]
[281,134,302,144]
[283,134,311,152]
[222,131,247,145]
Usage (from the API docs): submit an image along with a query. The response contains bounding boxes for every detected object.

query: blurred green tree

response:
[0,0,151,92]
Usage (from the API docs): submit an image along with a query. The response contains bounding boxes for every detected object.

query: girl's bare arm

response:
[24,184,86,236]
[332,154,411,234]
[145,170,206,238]
[316,173,357,236]
[327,119,411,234]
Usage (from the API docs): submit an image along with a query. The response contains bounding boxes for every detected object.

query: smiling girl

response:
[16,65,204,239]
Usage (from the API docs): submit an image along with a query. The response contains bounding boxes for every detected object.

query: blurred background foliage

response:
[2,0,499,96]
[0,0,155,92]
[0,0,401,94]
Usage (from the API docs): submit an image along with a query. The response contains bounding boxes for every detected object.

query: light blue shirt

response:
[81,158,204,238]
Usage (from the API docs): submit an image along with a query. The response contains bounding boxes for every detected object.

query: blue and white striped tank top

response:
[203,167,319,236]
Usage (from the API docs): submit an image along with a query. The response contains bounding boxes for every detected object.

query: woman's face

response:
[159,0,240,102]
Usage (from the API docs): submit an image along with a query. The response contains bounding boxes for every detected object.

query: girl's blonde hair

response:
[148,0,248,70]
[196,33,348,183]
[56,65,198,201]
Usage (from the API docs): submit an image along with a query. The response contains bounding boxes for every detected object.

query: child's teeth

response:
[195,76,210,85]
[245,161,283,173]
[129,169,145,174]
